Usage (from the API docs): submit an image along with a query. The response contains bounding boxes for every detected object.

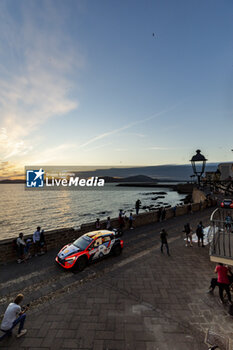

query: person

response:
[160,229,170,256]
[206,277,218,294]
[172,205,177,217]
[196,221,205,247]
[161,207,166,221]
[106,217,112,231]
[33,227,41,256]
[207,266,233,294]
[0,294,28,339]
[187,203,192,214]
[225,213,232,231]
[215,263,232,304]
[95,219,101,229]
[129,212,134,229]
[183,223,193,247]
[39,230,47,254]
[118,210,125,233]
[16,233,27,263]
[135,199,141,215]
[158,207,162,222]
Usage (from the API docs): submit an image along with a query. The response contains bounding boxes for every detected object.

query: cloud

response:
[0,1,81,162]
[78,103,180,149]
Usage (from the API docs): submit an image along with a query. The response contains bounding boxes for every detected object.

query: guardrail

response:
[209,208,233,263]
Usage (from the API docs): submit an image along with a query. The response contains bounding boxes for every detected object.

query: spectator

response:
[16,233,26,263]
[106,217,112,231]
[196,221,205,247]
[135,199,141,215]
[183,223,193,247]
[0,294,28,339]
[215,263,232,304]
[225,213,232,231]
[129,212,134,229]
[161,207,166,221]
[158,207,162,222]
[40,230,47,254]
[172,205,177,217]
[207,277,218,294]
[33,227,41,256]
[95,219,101,230]
[118,210,125,233]
[160,229,170,256]
[187,203,192,214]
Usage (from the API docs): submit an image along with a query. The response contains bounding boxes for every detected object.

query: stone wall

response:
[0,200,216,264]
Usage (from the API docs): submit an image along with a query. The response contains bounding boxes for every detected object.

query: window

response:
[94,237,102,247]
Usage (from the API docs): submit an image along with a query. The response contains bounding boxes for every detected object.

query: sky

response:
[0,0,233,179]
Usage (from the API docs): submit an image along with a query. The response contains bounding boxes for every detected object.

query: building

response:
[218,163,233,181]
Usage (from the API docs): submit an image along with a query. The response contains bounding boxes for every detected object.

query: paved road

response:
[0,206,232,349]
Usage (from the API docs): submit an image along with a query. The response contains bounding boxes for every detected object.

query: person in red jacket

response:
[215,263,232,304]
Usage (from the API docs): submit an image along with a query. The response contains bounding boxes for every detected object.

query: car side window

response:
[102,236,111,243]
[94,237,102,247]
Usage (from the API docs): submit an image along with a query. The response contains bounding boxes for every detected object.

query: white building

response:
[218,163,233,181]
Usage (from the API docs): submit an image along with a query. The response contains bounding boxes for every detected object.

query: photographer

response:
[0,294,28,339]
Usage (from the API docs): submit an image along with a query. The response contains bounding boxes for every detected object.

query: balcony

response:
[209,207,233,266]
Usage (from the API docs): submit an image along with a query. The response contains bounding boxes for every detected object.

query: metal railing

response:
[209,208,233,261]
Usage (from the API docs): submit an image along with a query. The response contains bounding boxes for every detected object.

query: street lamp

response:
[190,149,207,187]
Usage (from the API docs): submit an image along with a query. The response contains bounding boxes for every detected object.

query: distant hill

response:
[0,179,25,184]
[0,163,222,183]
[74,163,220,181]
[102,175,157,183]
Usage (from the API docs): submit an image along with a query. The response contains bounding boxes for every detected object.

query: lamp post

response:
[190,150,207,187]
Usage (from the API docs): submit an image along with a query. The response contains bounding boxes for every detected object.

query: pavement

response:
[0,206,233,350]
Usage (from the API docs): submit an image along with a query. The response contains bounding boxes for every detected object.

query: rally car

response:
[220,199,233,209]
[55,230,123,271]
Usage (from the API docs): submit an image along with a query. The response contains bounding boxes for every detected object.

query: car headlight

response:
[65,256,77,262]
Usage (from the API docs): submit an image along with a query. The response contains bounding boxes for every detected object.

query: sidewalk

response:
[0,206,232,350]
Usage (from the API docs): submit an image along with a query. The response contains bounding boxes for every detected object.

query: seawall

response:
[0,200,216,264]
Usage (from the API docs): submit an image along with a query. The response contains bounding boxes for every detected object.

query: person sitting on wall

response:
[16,233,31,263]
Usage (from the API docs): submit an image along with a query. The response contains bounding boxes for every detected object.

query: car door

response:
[88,237,103,260]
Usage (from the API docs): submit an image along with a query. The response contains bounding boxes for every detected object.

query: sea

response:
[0,184,185,240]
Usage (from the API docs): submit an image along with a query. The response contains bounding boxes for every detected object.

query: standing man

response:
[160,229,170,256]
[33,226,41,256]
[129,212,134,229]
[0,294,27,339]
[183,223,193,247]
[196,221,205,247]
[135,199,141,215]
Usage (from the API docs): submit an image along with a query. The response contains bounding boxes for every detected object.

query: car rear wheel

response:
[73,256,87,272]
[113,245,122,256]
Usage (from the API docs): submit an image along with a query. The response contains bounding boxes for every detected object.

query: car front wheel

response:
[73,256,87,272]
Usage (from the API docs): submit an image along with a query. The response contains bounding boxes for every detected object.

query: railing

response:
[209,208,233,264]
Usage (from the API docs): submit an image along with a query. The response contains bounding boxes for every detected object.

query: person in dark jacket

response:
[160,229,170,256]
[196,221,205,247]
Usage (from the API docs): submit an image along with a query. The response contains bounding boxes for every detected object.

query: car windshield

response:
[73,236,93,250]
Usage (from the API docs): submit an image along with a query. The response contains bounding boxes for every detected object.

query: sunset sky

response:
[0,0,233,179]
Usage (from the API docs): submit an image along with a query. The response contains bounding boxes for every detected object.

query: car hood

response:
[58,244,80,259]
